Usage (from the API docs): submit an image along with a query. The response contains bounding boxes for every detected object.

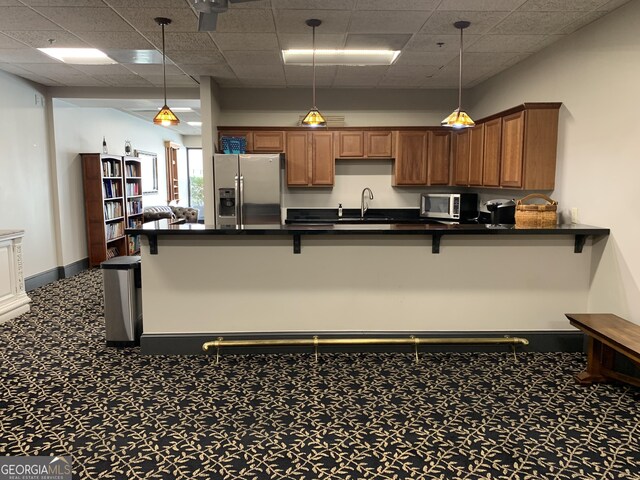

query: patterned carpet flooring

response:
[1,270,639,479]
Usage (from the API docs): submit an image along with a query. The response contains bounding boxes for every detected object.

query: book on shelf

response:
[125,182,140,196]
[102,159,121,178]
[126,199,143,215]
[104,201,123,220]
[105,221,124,240]
[125,163,140,177]
[106,246,119,259]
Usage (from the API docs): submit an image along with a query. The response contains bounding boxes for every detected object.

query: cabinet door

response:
[468,124,485,186]
[428,131,451,185]
[286,132,309,186]
[365,131,393,157]
[394,131,428,185]
[452,129,470,186]
[337,131,364,157]
[500,111,525,188]
[482,118,502,187]
[311,132,334,186]
[252,131,284,152]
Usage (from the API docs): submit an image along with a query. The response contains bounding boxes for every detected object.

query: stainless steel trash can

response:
[101,256,142,347]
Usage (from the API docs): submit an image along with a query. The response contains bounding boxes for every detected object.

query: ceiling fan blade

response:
[198,11,219,31]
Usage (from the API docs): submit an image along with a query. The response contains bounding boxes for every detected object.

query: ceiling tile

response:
[356,0,439,10]
[0,48,58,63]
[143,74,199,87]
[21,0,105,6]
[216,77,243,86]
[284,65,336,86]
[232,64,285,80]
[123,63,183,75]
[394,50,458,66]
[404,33,480,51]
[229,0,271,7]
[3,30,88,48]
[215,9,276,33]
[0,0,22,5]
[384,65,440,78]
[97,73,154,86]
[334,65,389,78]
[112,8,197,33]
[13,62,83,75]
[70,63,134,75]
[240,77,286,86]
[332,76,381,87]
[274,10,350,33]
[15,72,64,85]
[0,7,62,30]
[378,76,429,88]
[463,51,521,65]
[0,62,33,75]
[224,50,282,65]
[179,63,237,78]
[145,32,219,52]
[438,0,527,10]
[0,33,28,48]
[272,0,354,9]
[349,11,432,34]
[35,7,135,32]
[421,11,510,34]
[558,11,605,34]
[518,0,609,11]
[468,34,550,52]
[344,34,412,50]
[278,33,346,49]
[74,31,155,50]
[211,32,280,51]
[597,0,634,10]
[165,49,226,64]
[105,0,188,6]
[490,11,587,34]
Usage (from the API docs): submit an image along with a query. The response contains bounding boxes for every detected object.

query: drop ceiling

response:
[0,0,631,134]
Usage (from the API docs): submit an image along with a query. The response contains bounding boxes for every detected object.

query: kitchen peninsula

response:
[129,220,609,355]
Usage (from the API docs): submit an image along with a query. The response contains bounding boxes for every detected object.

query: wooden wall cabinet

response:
[81,154,127,267]
[452,129,470,186]
[394,131,428,185]
[482,118,502,187]
[218,130,253,152]
[252,131,284,152]
[428,131,451,185]
[468,124,485,186]
[335,130,393,158]
[500,103,560,190]
[286,131,334,186]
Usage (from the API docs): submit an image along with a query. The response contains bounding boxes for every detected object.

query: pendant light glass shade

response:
[153,17,180,127]
[442,21,474,129]
[301,19,326,127]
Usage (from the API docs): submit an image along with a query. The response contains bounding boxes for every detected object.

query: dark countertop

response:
[128,219,609,237]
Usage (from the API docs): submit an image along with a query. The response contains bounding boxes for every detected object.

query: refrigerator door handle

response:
[234,175,241,225]
[239,175,245,226]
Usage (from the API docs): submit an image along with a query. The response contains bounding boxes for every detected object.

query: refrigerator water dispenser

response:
[218,188,236,217]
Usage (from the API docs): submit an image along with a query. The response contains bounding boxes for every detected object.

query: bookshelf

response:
[124,156,143,255]
[81,153,127,267]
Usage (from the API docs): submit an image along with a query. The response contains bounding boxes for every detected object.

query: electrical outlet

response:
[570,207,579,224]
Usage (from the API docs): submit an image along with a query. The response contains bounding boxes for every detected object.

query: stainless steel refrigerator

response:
[213,153,283,228]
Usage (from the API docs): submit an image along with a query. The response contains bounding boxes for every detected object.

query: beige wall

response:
[0,70,58,277]
[469,0,640,322]
[52,102,186,265]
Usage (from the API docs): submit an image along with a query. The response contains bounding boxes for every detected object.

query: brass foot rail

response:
[202,335,529,365]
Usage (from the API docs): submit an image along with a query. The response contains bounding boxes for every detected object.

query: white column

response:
[199,77,221,225]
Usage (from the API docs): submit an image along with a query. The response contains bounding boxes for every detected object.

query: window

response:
[186,148,204,221]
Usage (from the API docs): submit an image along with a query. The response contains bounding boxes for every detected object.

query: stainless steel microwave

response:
[420,193,478,220]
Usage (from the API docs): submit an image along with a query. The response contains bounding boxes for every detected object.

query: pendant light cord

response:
[458,26,463,112]
[162,22,167,105]
[312,24,316,108]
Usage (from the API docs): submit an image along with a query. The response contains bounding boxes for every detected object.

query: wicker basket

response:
[515,193,558,228]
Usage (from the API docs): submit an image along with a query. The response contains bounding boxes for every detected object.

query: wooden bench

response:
[566,313,640,387]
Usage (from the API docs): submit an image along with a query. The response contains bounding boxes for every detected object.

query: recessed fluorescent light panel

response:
[282,49,400,66]
[187,121,202,127]
[37,48,117,65]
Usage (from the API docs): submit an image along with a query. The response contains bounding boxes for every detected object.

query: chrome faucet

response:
[361,187,374,218]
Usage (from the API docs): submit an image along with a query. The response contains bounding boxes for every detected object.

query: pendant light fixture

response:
[301,19,326,127]
[441,21,475,129]
[153,17,180,127]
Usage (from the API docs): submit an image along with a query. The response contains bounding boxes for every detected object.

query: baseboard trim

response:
[25,267,59,291]
[140,331,585,356]
[25,257,89,291]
